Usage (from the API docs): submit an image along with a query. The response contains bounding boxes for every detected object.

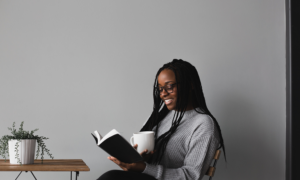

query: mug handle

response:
[130,136,134,146]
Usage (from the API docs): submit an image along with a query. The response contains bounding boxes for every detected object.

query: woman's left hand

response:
[108,156,146,172]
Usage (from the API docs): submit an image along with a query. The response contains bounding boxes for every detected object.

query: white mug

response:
[130,131,155,154]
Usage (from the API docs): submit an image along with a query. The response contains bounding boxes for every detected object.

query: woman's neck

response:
[174,103,194,112]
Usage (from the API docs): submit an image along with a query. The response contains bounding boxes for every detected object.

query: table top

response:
[0,159,90,171]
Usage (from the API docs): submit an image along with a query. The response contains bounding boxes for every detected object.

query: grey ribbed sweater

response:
[142,108,220,180]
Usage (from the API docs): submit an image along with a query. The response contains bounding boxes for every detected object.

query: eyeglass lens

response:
[158,84,174,94]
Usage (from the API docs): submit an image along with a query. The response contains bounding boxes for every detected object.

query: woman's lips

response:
[164,99,173,105]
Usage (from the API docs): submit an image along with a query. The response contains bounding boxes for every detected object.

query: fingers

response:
[140,149,148,156]
[140,149,157,157]
[108,156,127,166]
[108,156,116,162]
[108,156,121,165]
[108,156,129,171]
[133,144,138,150]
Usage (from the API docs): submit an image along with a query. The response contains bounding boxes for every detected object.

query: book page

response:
[98,129,119,145]
[93,130,103,144]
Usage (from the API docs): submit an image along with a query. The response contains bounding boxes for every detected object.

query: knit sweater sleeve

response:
[142,123,219,180]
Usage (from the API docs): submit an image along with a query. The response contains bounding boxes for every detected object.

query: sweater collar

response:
[171,107,202,119]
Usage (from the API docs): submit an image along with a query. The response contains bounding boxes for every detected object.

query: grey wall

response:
[0,1,285,180]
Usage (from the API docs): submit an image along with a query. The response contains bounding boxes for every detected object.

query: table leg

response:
[15,171,22,180]
[76,171,79,180]
[70,171,79,180]
[30,171,37,180]
[15,171,37,180]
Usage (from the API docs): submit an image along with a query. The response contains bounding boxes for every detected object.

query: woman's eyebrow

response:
[158,81,174,86]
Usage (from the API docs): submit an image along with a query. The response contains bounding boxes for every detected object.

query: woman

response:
[98,59,225,180]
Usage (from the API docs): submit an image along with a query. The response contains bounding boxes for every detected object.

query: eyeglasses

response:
[156,83,177,94]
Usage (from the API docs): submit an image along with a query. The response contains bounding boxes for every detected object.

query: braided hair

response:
[141,59,226,164]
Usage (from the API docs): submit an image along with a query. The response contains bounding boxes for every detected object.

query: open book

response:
[91,129,143,163]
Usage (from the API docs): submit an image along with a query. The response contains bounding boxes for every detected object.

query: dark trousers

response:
[97,170,157,180]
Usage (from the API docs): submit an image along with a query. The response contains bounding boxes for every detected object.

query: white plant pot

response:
[9,139,36,164]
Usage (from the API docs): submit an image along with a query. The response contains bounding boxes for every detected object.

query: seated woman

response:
[98,59,226,180]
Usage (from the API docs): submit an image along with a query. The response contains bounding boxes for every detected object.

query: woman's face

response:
[157,69,178,110]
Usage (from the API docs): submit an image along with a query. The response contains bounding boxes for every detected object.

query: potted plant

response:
[0,122,54,165]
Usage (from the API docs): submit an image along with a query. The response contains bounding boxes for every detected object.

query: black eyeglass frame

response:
[155,83,178,94]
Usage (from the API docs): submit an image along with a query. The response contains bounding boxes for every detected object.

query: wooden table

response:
[0,159,90,180]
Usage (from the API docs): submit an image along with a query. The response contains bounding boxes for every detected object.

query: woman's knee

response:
[97,170,123,180]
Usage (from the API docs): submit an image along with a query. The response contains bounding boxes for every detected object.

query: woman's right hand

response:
[133,144,155,162]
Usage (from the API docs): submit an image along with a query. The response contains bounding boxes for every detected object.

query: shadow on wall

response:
[214,92,282,178]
